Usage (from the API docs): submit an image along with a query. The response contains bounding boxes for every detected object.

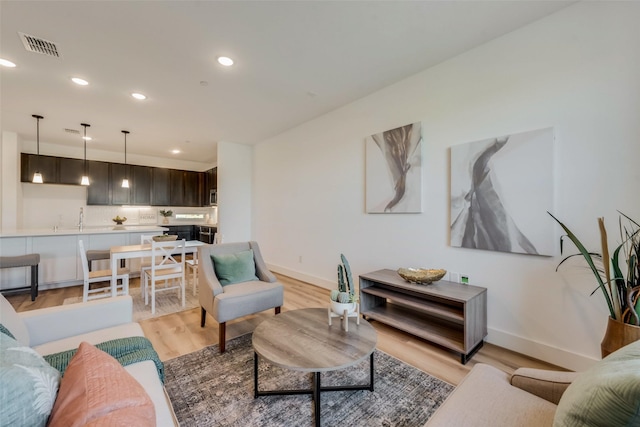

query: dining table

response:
[109,240,206,297]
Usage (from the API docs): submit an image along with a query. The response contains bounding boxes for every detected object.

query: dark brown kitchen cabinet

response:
[110,163,130,205]
[20,153,58,184]
[58,158,86,185]
[151,167,170,206]
[86,160,110,205]
[202,167,217,206]
[169,169,185,206]
[184,171,201,207]
[131,165,152,205]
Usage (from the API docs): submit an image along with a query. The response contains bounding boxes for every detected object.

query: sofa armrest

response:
[19,296,134,347]
[510,368,580,405]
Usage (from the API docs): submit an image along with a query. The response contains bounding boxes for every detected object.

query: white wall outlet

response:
[298,255,303,263]
[450,272,460,283]
[461,274,470,285]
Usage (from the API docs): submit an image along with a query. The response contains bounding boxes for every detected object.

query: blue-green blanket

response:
[44,336,164,384]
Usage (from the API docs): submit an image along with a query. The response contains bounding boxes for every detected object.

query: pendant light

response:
[32,114,44,183]
[121,130,130,188]
[80,123,90,186]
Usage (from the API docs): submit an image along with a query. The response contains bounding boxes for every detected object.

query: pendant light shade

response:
[32,114,44,183]
[121,130,130,188]
[80,123,90,186]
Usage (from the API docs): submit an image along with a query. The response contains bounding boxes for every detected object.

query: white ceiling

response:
[0,1,573,166]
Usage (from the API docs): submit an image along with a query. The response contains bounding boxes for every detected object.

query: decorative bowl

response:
[152,235,178,242]
[397,268,447,284]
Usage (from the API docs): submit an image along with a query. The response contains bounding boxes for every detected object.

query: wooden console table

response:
[360,269,487,364]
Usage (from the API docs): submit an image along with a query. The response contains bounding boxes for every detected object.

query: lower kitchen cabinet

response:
[163,225,195,241]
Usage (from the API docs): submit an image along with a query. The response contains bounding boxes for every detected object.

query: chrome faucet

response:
[78,207,84,231]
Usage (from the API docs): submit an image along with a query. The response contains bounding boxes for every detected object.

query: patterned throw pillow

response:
[553,340,640,427]
[0,333,60,427]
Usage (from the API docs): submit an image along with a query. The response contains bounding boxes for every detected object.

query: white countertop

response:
[0,225,169,238]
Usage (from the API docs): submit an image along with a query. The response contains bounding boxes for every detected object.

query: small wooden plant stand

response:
[328,303,360,332]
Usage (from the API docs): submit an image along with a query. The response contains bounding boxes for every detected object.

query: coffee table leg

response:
[254,352,259,398]
[313,372,321,426]
[369,352,375,391]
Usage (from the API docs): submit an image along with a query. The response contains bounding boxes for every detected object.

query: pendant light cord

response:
[32,114,44,172]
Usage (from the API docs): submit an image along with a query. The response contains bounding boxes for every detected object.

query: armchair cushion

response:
[0,333,60,427]
[211,249,259,286]
[553,340,640,427]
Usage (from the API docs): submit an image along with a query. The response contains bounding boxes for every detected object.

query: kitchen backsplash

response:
[20,183,217,229]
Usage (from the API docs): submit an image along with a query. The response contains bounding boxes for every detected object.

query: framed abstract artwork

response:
[366,122,423,213]
[450,127,555,256]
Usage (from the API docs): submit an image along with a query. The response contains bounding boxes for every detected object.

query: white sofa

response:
[0,294,177,426]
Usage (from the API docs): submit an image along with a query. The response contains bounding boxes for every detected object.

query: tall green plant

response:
[549,212,640,325]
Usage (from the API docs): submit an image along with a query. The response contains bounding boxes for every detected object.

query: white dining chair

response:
[143,239,186,314]
[140,234,165,277]
[78,240,130,302]
[186,258,198,295]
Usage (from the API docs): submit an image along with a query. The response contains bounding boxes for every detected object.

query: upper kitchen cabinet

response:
[151,167,170,206]
[184,170,202,207]
[86,160,110,205]
[20,153,59,184]
[58,158,86,185]
[110,163,131,205]
[202,167,217,206]
[169,169,185,207]
[169,169,203,207]
[131,165,152,205]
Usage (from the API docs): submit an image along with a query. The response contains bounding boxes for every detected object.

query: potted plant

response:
[330,254,358,315]
[159,209,173,224]
[549,212,640,356]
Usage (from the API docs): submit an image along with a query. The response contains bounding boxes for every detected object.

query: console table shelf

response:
[359,269,487,364]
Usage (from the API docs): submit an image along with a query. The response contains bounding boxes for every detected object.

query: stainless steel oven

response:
[198,225,217,244]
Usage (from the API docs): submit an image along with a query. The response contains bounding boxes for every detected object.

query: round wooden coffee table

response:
[252,307,377,426]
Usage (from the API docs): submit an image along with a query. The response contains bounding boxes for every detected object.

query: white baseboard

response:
[486,328,598,371]
[268,263,600,371]
[267,263,335,290]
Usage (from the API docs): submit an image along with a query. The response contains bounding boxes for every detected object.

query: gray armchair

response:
[198,241,284,352]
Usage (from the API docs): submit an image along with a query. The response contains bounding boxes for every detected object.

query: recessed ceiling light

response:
[0,58,16,68]
[131,93,146,100]
[171,149,181,154]
[71,77,89,86]
[217,56,234,66]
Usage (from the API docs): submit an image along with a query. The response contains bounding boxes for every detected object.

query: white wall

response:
[217,141,252,243]
[253,2,640,370]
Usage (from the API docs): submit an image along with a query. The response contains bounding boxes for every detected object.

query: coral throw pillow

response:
[48,341,156,427]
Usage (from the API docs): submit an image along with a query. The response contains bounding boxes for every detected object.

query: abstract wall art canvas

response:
[450,128,555,256]
[366,122,423,213]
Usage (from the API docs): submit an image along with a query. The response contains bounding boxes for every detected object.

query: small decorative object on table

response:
[159,209,173,225]
[328,253,360,331]
[152,234,178,242]
[397,268,447,284]
[112,216,127,226]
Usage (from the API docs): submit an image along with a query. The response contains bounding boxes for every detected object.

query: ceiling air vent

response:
[19,32,60,58]
[64,128,80,135]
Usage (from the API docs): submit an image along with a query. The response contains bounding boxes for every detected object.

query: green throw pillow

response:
[0,333,61,427]
[553,340,640,427]
[211,249,259,286]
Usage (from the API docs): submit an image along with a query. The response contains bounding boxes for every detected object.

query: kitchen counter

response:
[0,225,168,238]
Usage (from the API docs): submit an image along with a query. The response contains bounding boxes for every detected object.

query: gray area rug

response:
[164,334,454,427]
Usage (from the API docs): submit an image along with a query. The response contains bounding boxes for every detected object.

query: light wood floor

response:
[6,273,561,386]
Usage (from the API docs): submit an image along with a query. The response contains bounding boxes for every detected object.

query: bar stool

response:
[86,249,124,271]
[0,254,40,301]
